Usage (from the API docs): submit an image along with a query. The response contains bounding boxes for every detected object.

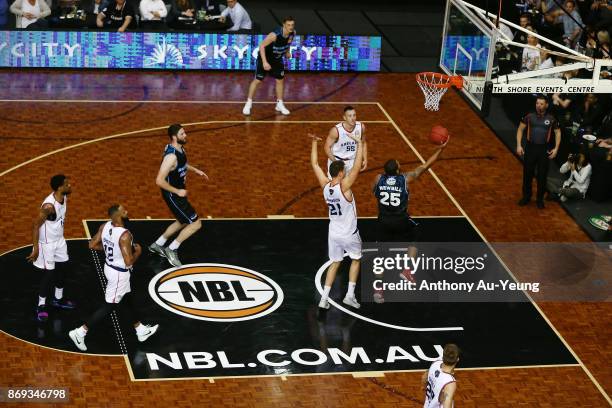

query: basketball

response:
[430,125,449,145]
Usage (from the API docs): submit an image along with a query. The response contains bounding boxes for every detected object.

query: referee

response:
[516,96,561,209]
[242,16,296,116]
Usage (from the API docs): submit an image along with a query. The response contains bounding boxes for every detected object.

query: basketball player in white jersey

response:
[68,204,158,351]
[422,344,459,408]
[310,130,364,310]
[26,174,76,322]
[324,106,368,177]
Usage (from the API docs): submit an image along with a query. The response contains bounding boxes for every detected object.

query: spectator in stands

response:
[219,0,251,31]
[589,0,612,31]
[594,29,611,58]
[10,0,50,28]
[551,92,576,124]
[96,0,134,32]
[549,0,583,49]
[196,0,220,15]
[595,136,612,147]
[573,93,606,129]
[515,13,532,43]
[558,151,592,201]
[139,0,167,26]
[522,29,542,71]
[82,0,108,16]
[0,0,8,28]
[167,0,194,26]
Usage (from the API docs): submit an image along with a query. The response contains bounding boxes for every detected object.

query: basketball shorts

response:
[104,263,131,304]
[377,215,419,243]
[327,158,355,179]
[33,238,69,270]
[328,230,362,262]
[255,57,285,80]
[162,191,199,224]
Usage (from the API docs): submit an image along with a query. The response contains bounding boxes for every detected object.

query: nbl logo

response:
[149,264,284,322]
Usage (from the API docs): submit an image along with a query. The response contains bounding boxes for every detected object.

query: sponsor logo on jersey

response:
[386,177,396,186]
[544,119,550,125]
[149,263,284,322]
[329,188,334,195]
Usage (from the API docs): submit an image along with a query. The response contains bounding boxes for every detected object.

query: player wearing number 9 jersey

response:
[310,131,363,311]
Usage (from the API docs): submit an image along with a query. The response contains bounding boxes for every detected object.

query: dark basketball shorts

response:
[255,57,285,80]
[377,215,419,243]
[161,191,198,224]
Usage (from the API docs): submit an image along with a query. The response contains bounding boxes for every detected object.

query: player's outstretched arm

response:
[310,134,329,188]
[25,204,54,262]
[324,127,339,161]
[88,223,105,251]
[342,136,363,190]
[407,139,448,183]
[119,231,141,267]
[187,164,209,180]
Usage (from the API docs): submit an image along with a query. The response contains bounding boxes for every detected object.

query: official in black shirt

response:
[516,96,561,208]
[96,0,134,31]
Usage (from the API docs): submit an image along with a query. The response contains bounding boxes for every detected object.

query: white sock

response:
[38,296,46,306]
[246,98,252,103]
[347,282,356,297]
[155,236,167,246]
[277,99,284,105]
[321,285,331,301]
[55,288,63,300]
[77,326,87,337]
[168,240,181,250]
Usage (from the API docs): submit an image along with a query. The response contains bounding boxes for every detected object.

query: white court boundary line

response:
[314,260,464,332]
[376,102,611,404]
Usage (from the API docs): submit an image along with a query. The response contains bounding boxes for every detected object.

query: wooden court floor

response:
[0,70,610,407]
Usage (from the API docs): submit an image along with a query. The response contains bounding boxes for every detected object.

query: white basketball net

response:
[417,73,452,111]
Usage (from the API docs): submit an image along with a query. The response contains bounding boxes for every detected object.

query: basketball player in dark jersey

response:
[373,141,448,302]
[148,124,208,267]
[242,16,296,116]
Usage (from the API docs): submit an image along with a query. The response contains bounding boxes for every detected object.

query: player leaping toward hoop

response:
[310,131,363,310]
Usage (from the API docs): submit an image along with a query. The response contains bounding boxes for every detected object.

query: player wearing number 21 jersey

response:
[310,131,364,310]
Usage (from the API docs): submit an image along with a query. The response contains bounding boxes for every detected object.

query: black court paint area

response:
[0,218,576,380]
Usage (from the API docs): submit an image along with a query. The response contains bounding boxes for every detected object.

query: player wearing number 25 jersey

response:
[310,131,364,310]
[374,141,448,243]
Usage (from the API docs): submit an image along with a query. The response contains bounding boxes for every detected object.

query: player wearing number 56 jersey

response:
[325,106,368,177]
[26,174,76,323]
[422,344,459,408]
[68,204,158,352]
[310,131,363,311]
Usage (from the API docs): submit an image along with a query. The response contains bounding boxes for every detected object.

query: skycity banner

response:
[0,31,381,71]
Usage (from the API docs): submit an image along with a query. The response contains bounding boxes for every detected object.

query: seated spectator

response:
[594,30,611,58]
[195,0,220,15]
[219,0,251,31]
[514,13,532,44]
[558,151,592,201]
[595,137,612,148]
[539,48,554,70]
[139,0,167,26]
[572,93,606,129]
[521,29,542,71]
[10,0,50,28]
[96,0,134,32]
[0,0,8,28]
[82,0,108,15]
[550,0,583,49]
[589,0,612,31]
[551,92,576,124]
[167,0,194,26]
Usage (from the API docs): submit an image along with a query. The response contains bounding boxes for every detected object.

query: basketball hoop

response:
[416,72,463,111]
